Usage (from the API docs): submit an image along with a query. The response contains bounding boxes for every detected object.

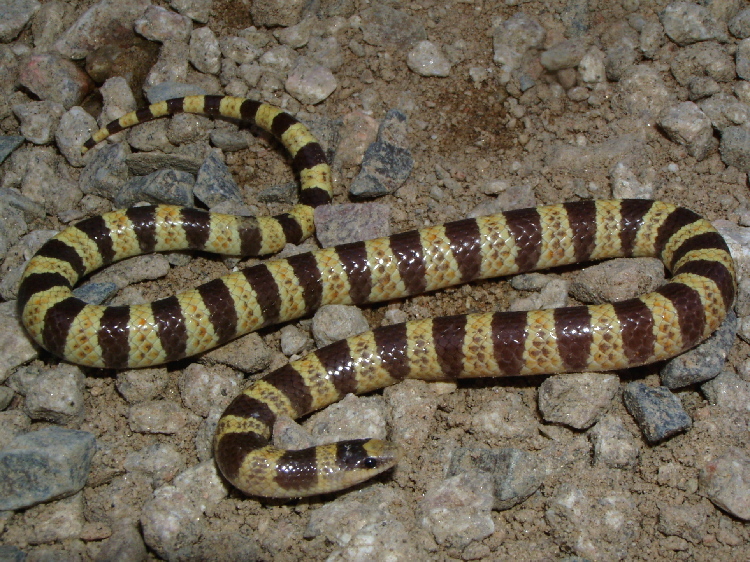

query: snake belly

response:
[18,97,736,498]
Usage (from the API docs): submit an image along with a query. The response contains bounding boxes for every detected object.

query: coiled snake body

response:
[19,96,736,497]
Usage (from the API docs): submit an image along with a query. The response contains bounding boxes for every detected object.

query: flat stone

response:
[0,427,96,511]
[700,448,750,520]
[661,311,737,388]
[623,382,692,443]
[193,149,242,208]
[314,203,391,247]
[447,447,544,510]
[538,373,620,430]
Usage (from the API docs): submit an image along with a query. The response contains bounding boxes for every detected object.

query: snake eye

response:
[364,457,378,469]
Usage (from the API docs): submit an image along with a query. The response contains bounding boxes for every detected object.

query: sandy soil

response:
[2,0,750,560]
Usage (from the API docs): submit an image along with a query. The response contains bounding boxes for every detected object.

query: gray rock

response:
[189,26,221,75]
[360,4,427,50]
[0,545,25,561]
[640,21,667,59]
[178,363,241,418]
[701,369,750,411]
[307,393,388,445]
[310,489,398,539]
[19,148,82,215]
[140,485,205,560]
[0,302,38,382]
[605,38,639,82]
[54,0,149,59]
[579,47,607,83]
[200,331,273,373]
[220,36,262,65]
[275,17,315,49]
[613,65,672,120]
[671,42,735,87]
[539,373,620,430]
[258,44,296,73]
[720,125,750,171]
[145,81,207,104]
[89,254,169,291]
[570,257,664,304]
[700,447,750,520]
[93,524,147,562]
[124,443,185,488]
[660,2,727,46]
[116,367,170,404]
[134,5,192,43]
[545,483,640,560]
[126,149,206,176]
[23,364,85,426]
[589,414,641,468]
[541,39,588,71]
[73,282,118,305]
[418,471,495,548]
[661,310,737,388]
[115,168,194,207]
[145,39,190,90]
[312,304,369,348]
[509,277,569,311]
[249,0,305,27]
[314,203,391,247]
[447,447,544,510]
[350,110,413,199]
[307,36,344,71]
[285,57,337,105]
[0,427,96,511]
[80,142,131,200]
[209,128,250,152]
[472,393,539,441]
[737,38,750,80]
[18,54,93,109]
[258,181,296,204]
[0,0,40,42]
[407,41,451,77]
[12,101,65,145]
[0,136,24,164]
[688,75,721,100]
[0,411,30,450]
[279,324,312,356]
[56,107,98,167]
[193,150,242,208]
[729,8,750,38]
[128,400,195,434]
[492,12,546,73]
[623,382,692,443]
[327,519,419,561]
[658,101,717,159]
[0,387,14,411]
[657,501,709,544]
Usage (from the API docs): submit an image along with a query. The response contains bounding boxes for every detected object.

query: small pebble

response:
[661,311,737,388]
[447,447,544,510]
[589,414,641,468]
[623,382,692,443]
[312,304,369,348]
[538,373,620,430]
[406,40,451,77]
[700,448,750,520]
[418,472,495,548]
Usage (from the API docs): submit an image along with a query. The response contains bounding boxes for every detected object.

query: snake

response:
[18,96,736,498]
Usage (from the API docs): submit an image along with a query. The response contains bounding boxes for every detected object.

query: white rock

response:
[407,40,451,77]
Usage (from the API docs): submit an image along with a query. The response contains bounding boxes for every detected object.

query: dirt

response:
[2,0,750,560]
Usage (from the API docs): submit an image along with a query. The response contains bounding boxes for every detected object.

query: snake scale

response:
[19,96,736,498]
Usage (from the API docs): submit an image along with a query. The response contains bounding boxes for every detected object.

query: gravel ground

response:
[1,0,750,560]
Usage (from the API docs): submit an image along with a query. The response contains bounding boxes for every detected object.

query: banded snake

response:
[19,96,736,497]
